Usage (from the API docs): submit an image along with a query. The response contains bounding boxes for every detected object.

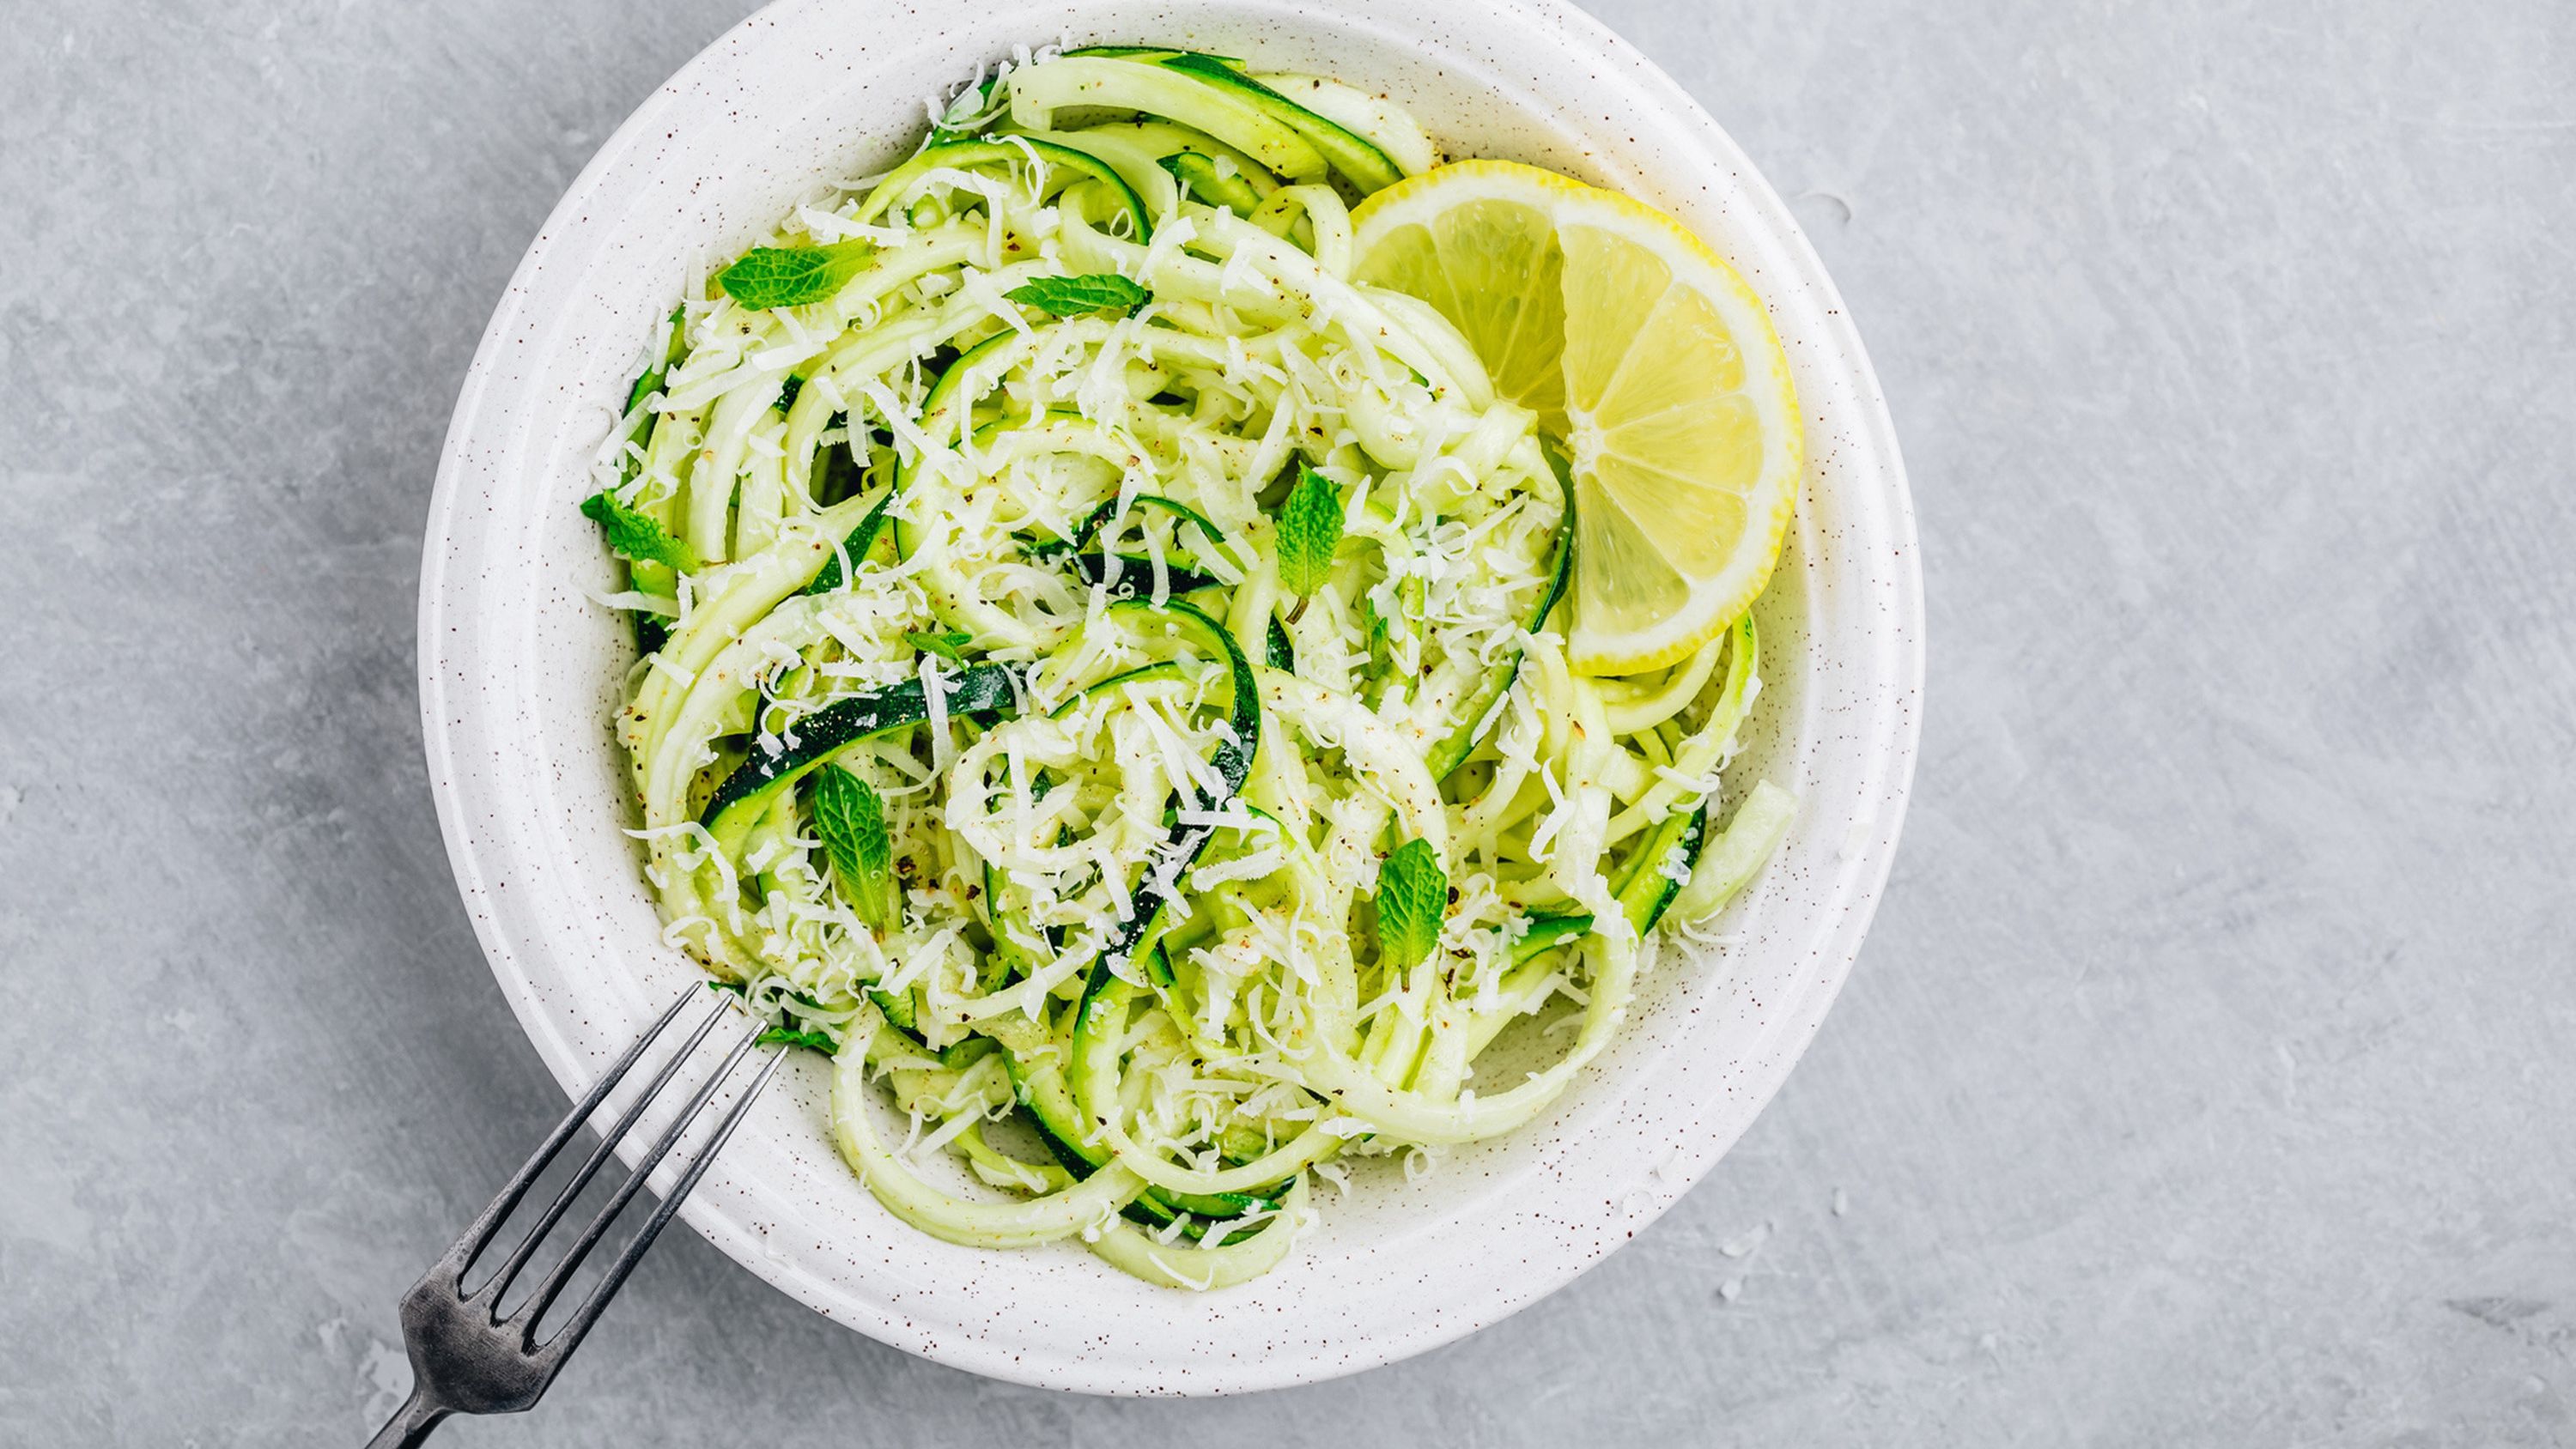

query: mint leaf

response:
[1275,467,1346,598]
[717,241,872,310]
[1374,837,1448,973]
[756,1025,840,1055]
[580,491,700,574]
[904,628,973,663]
[811,765,896,931]
[1004,273,1151,318]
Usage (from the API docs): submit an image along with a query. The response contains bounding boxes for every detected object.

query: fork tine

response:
[440,985,706,1280]
[536,1046,789,1362]
[509,1022,767,1339]
[471,991,732,1305]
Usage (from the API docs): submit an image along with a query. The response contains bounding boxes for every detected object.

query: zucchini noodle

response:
[581,45,1791,1286]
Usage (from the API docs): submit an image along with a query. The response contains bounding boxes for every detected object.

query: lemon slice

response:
[1352,160,1802,676]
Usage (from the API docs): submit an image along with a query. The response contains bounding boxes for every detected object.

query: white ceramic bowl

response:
[419,0,1920,1396]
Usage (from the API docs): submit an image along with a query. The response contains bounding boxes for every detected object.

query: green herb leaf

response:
[811,765,896,931]
[1003,273,1151,318]
[1275,466,1346,598]
[580,491,700,574]
[717,241,872,310]
[1374,837,1448,973]
[904,628,973,663]
[756,1025,841,1055]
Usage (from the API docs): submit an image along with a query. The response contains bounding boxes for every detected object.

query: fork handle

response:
[364,1388,448,1448]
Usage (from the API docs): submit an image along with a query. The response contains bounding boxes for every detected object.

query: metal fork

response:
[365,987,785,1447]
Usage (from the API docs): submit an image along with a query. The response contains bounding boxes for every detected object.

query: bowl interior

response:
[421,0,1918,1395]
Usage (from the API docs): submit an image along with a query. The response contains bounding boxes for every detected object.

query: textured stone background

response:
[3,0,2572,1443]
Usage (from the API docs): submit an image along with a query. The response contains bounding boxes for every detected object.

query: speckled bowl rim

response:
[419,0,1920,1396]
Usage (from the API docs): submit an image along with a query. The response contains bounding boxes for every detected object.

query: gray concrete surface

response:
[4,0,2572,1442]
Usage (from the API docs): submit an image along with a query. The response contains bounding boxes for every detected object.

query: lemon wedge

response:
[1352,160,1802,676]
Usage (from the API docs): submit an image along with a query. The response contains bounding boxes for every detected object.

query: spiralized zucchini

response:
[583,45,1789,1287]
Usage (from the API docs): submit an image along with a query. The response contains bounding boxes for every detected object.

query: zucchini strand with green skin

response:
[832,1013,1148,1247]
[588,48,1794,1288]
[700,661,1027,843]
[1066,597,1261,989]
[853,136,1154,241]
[1423,451,1577,779]
[801,488,898,596]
